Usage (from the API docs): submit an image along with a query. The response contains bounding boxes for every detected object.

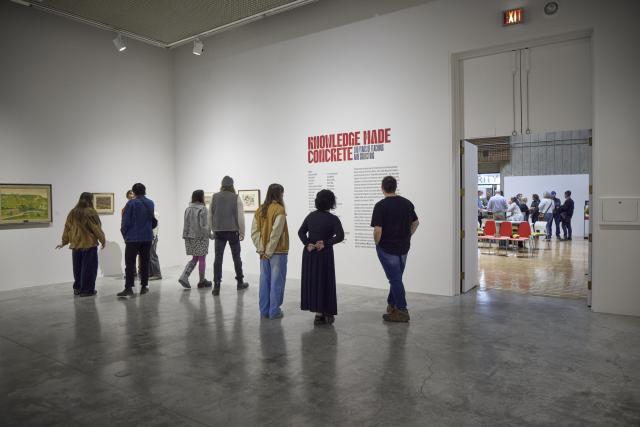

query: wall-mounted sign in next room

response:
[503,8,524,26]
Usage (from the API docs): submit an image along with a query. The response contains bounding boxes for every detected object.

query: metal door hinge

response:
[461,271,465,280]
[588,280,592,290]
[588,137,592,146]
[461,188,465,197]
[461,145,465,155]
[589,185,593,195]
[589,233,592,242]
[461,229,466,239]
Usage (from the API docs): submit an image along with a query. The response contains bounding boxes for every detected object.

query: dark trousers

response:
[553,214,562,237]
[149,235,161,277]
[214,231,244,285]
[125,241,151,288]
[376,246,408,310]
[562,216,572,239]
[478,213,483,227]
[72,247,99,293]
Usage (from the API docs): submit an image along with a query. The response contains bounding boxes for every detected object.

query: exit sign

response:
[503,8,524,26]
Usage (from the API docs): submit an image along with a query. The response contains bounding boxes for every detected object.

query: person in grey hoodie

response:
[179,190,212,289]
[209,176,249,296]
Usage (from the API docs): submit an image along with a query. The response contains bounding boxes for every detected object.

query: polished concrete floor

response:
[479,238,589,299]
[1,268,639,426]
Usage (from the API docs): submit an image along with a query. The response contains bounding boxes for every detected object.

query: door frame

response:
[450,30,593,296]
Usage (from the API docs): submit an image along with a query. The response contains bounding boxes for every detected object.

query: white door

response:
[463,50,520,138]
[525,38,592,134]
[462,141,479,293]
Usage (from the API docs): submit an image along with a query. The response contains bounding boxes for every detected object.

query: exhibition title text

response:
[307,128,391,164]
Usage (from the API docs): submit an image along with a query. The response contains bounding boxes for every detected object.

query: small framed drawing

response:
[0,183,53,225]
[238,189,261,212]
[92,193,114,214]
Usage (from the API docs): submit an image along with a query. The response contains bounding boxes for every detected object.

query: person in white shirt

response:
[487,191,508,213]
[506,197,524,221]
[537,192,555,240]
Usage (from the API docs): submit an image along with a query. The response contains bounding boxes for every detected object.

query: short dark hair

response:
[315,189,336,211]
[132,183,146,196]
[381,176,397,193]
[192,189,204,204]
[565,190,571,196]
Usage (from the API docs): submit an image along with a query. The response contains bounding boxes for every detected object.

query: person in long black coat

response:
[298,189,344,325]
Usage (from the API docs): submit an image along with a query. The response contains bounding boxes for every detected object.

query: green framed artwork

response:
[0,184,53,225]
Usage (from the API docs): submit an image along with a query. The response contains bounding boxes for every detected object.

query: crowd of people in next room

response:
[477,189,575,241]
[55,176,420,324]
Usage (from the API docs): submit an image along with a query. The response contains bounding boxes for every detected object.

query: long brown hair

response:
[70,192,98,223]
[220,185,236,194]
[260,184,284,218]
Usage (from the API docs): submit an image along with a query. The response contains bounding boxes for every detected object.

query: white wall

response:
[504,175,589,237]
[0,3,182,290]
[173,0,640,315]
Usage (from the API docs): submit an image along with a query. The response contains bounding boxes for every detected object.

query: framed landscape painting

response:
[0,184,52,225]
[92,193,114,214]
[238,189,261,212]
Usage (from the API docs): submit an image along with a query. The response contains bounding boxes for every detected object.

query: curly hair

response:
[315,189,336,211]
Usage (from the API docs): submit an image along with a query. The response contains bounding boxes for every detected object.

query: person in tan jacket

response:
[56,192,106,297]
[251,183,288,319]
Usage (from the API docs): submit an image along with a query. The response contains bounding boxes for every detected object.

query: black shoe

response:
[149,275,162,281]
[197,280,212,289]
[237,282,249,291]
[325,314,335,325]
[73,289,80,296]
[79,290,97,297]
[567,237,572,241]
[212,282,220,296]
[140,286,149,295]
[314,314,326,325]
[117,288,134,297]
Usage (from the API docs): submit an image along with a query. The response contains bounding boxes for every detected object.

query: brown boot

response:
[386,304,395,314]
[383,308,410,323]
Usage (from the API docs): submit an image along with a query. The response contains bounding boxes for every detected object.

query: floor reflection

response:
[478,239,588,299]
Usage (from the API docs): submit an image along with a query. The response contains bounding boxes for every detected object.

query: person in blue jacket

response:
[118,183,155,297]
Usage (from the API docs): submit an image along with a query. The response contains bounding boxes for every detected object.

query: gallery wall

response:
[172,0,640,315]
[0,3,182,291]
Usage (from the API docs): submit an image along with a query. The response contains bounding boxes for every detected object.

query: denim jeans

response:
[214,231,244,285]
[72,247,99,293]
[259,254,287,318]
[376,246,408,310]
[553,214,562,237]
[544,213,554,239]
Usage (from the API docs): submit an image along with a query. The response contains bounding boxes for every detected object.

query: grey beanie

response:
[221,176,234,187]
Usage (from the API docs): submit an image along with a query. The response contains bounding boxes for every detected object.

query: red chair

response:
[497,221,513,256]
[509,221,532,257]
[478,220,497,253]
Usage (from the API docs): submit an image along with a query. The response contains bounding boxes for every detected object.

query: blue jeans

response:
[72,247,99,293]
[259,254,288,318]
[544,213,554,239]
[376,246,408,310]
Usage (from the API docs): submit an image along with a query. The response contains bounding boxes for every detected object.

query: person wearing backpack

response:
[118,183,155,297]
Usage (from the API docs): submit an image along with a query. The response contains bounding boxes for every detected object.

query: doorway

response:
[453,31,593,303]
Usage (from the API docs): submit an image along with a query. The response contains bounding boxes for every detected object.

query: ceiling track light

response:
[10,0,32,6]
[113,33,127,52]
[192,38,204,55]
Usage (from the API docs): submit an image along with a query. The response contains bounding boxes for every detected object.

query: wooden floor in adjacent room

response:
[478,238,589,299]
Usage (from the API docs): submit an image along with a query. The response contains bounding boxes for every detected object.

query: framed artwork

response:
[92,193,114,214]
[238,189,261,212]
[0,184,52,225]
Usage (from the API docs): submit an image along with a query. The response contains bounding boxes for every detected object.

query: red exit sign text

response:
[503,8,524,26]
